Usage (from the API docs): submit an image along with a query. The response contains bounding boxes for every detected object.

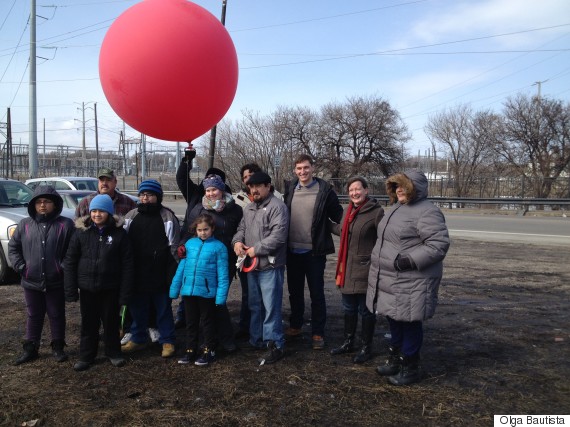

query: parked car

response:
[0,179,74,283]
[25,176,99,191]
[57,190,139,210]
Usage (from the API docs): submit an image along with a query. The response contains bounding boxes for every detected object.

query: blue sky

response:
[1,0,569,157]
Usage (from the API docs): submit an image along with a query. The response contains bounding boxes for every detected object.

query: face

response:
[395,185,408,204]
[242,169,255,190]
[35,198,55,215]
[139,191,158,204]
[247,183,271,203]
[196,221,213,240]
[90,209,109,226]
[98,176,117,195]
[205,187,223,201]
[348,181,368,206]
[294,160,314,185]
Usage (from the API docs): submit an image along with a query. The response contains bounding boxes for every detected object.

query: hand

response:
[177,245,186,259]
[234,242,247,256]
[394,254,414,271]
[245,246,256,258]
[184,147,196,161]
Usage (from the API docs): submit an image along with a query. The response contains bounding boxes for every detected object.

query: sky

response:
[1,0,569,158]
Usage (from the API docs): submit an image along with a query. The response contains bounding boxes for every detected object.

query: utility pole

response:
[207,0,228,170]
[533,80,549,102]
[94,103,99,172]
[29,0,38,178]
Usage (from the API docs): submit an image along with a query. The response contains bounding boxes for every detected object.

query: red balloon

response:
[99,0,238,142]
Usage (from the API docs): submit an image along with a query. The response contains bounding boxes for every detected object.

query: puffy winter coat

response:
[332,197,384,295]
[8,185,74,291]
[366,170,450,321]
[283,177,343,256]
[169,236,229,305]
[63,215,134,305]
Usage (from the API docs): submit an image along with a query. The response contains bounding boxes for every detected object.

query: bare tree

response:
[425,104,499,197]
[496,94,570,198]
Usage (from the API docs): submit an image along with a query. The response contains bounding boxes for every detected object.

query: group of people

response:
[10,152,450,386]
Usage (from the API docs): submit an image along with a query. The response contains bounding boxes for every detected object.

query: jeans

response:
[286,251,327,336]
[128,292,175,345]
[386,316,423,357]
[248,267,285,349]
[24,287,66,342]
[341,293,375,320]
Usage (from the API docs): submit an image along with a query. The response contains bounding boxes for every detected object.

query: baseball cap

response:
[98,168,115,179]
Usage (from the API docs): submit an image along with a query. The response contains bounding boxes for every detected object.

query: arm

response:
[118,232,135,306]
[215,244,230,305]
[7,223,25,274]
[252,202,289,257]
[63,233,81,302]
[408,207,450,270]
[326,189,344,224]
[169,258,186,299]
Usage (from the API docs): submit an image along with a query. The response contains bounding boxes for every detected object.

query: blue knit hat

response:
[202,174,225,191]
[138,179,163,196]
[89,194,114,215]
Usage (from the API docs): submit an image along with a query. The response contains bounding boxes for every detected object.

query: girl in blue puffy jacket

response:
[170,214,229,366]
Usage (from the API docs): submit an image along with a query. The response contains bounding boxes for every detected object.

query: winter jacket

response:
[169,236,229,305]
[124,203,180,292]
[332,198,384,295]
[366,170,450,322]
[63,214,134,305]
[182,193,242,278]
[283,177,343,256]
[8,185,74,292]
[232,193,289,271]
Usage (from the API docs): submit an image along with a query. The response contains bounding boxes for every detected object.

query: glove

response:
[394,254,414,272]
[177,245,186,259]
[184,147,196,161]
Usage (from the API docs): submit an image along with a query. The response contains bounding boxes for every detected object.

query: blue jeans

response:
[248,267,285,349]
[341,293,375,320]
[386,316,423,357]
[129,292,175,345]
[286,251,327,336]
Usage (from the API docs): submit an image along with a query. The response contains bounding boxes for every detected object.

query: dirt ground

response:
[0,237,569,427]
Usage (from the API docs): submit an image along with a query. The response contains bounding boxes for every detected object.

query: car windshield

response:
[69,179,98,191]
[0,181,33,206]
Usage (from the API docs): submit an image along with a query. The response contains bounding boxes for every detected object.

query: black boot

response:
[353,316,376,364]
[50,340,68,363]
[376,345,401,376]
[388,353,421,386]
[330,314,357,356]
[14,341,39,366]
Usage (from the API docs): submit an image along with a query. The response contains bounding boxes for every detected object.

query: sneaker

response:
[73,360,92,371]
[161,343,175,358]
[120,332,132,345]
[148,328,160,343]
[258,341,284,364]
[109,357,126,367]
[194,348,216,366]
[285,327,302,337]
[178,349,196,364]
[121,341,147,353]
[312,335,325,350]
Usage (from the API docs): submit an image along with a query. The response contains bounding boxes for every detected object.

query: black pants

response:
[183,296,216,351]
[79,289,122,362]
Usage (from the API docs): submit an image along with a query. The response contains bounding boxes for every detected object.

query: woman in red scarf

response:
[331,177,384,363]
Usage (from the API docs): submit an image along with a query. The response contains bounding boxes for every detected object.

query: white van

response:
[25,177,99,191]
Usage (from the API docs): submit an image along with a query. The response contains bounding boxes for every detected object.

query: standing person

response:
[64,194,135,371]
[121,180,179,359]
[232,171,289,364]
[8,186,75,365]
[75,168,137,218]
[367,170,450,386]
[180,173,242,354]
[283,154,343,350]
[330,177,384,363]
[170,214,229,366]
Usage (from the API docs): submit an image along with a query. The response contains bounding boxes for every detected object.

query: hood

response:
[386,169,429,205]
[404,169,428,202]
[28,185,64,218]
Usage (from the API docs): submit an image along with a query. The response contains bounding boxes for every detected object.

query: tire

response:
[0,249,9,284]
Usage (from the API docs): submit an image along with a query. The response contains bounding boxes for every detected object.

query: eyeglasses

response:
[139,192,157,199]
[35,199,54,205]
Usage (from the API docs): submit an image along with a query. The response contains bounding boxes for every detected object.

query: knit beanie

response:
[138,179,163,203]
[202,174,225,191]
[89,194,114,215]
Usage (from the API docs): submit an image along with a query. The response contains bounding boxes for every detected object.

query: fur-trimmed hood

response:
[386,169,428,205]
[74,214,125,230]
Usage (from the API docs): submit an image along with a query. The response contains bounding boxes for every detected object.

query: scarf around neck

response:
[335,199,367,287]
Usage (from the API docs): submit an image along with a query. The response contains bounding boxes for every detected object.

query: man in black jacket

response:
[283,154,343,350]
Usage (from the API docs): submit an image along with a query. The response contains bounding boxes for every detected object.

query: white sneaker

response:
[120,332,132,345]
[148,328,160,343]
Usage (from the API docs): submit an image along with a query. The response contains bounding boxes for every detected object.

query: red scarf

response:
[335,199,367,287]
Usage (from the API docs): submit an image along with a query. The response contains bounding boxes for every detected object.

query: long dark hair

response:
[189,213,216,236]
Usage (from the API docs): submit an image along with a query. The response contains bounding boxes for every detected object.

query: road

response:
[165,198,570,247]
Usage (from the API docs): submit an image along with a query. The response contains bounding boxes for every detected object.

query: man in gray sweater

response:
[232,172,289,364]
